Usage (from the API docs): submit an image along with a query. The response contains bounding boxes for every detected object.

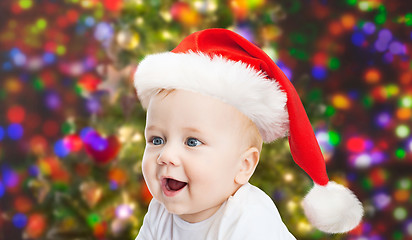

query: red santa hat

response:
[134,28,363,233]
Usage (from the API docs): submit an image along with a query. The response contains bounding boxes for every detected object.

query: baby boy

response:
[133,29,363,239]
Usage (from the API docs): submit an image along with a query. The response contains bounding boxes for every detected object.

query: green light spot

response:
[61,122,74,135]
[19,0,32,9]
[56,45,66,55]
[405,13,412,26]
[289,48,308,61]
[87,213,101,227]
[328,57,340,70]
[74,84,83,96]
[395,148,406,159]
[33,78,44,91]
[324,105,336,117]
[397,178,412,190]
[393,207,407,221]
[375,13,386,25]
[346,0,357,6]
[328,131,341,146]
[395,125,410,138]
[361,95,373,108]
[36,18,47,30]
[361,177,372,190]
[308,89,322,101]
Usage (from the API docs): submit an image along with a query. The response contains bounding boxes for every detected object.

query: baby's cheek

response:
[141,156,156,184]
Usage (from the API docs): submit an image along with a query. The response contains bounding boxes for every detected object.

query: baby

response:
[134,29,363,239]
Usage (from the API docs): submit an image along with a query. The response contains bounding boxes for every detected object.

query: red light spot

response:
[312,52,328,66]
[7,105,25,123]
[346,137,366,152]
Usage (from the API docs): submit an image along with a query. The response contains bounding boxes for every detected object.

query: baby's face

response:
[142,89,249,223]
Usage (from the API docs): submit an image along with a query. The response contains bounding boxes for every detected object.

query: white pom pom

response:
[302,181,363,233]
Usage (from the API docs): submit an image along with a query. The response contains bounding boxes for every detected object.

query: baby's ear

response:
[235,147,260,185]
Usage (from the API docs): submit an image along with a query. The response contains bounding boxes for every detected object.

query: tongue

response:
[168,179,187,191]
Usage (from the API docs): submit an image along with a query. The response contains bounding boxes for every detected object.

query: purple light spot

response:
[383,52,394,63]
[371,151,385,164]
[45,91,61,110]
[28,165,40,177]
[375,40,388,52]
[376,112,391,127]
[86,98,101,113]
[94,22,113,42]
[84,131,107,151]
[378,29,392,42]
[389,41,404,55]
[363,22,376,35]
[2,166,19,188]
[373,192,391,210]
[80,127,94,141]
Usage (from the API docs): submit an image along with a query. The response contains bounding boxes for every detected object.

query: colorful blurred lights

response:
[332,94,351,109]
[373,192,391,210]
[311,66,327,80]
[115,204,133,219]
[0,126,4,141]
[347,136,368,152]
[7,123,24,140]
[13,213,28,228]
[354,153,372,168]
[389,41,405,55]
[394,207,408,221]
[363,22,376,35]
[0,181,5,197]
[395,125,410,138]
[94,22,113,42]
[351,31,365,46]
[54,139,70,158]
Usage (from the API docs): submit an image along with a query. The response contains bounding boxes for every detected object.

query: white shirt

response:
[135,183,296,240]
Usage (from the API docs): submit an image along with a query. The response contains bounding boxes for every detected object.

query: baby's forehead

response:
[148,89,254,129]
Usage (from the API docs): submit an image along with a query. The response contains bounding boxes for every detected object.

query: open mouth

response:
[162,178,187,197]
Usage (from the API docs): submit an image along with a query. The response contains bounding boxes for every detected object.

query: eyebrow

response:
[145,125,161,132]
[145,126,203,134]
[182,127,202,134]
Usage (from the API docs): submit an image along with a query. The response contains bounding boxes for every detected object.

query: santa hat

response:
[133,28,363,233]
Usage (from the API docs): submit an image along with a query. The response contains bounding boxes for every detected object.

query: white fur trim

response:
[302,181,364,233]
[134,51,289,142]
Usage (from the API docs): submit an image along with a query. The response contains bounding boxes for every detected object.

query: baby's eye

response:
[186,137,202,147]
[151,137,164,145]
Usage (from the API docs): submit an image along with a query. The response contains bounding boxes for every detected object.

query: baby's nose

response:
[157,145,181,166]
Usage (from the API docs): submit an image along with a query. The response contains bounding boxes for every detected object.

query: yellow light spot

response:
[332,94,351,109]
[284,173,294,182]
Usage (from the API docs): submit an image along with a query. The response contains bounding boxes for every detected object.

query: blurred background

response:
[0,0,411,239]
